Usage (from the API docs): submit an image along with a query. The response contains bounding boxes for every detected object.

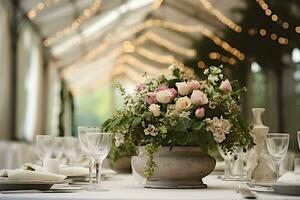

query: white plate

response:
[272,183,300,196]
[0,178,71,191]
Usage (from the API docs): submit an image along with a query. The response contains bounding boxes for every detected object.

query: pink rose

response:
[156,90,173,104]
[187,80,200,91]
[195,107,205,118]
[157,84,168,91]
[147,92,157,105]
[190,90,209,106]
[220,79,232,93]
[167,88,177,99]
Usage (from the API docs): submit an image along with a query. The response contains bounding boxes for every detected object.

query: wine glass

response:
[297,131,300,150]
[78,126,100,186]
[266,133,290,181]
[53,137,64,160]
[80,132,112,191]
[36,135,54,165]
[63,136,80,166]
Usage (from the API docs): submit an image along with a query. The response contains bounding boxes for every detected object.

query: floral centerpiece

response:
[102,65,253,180]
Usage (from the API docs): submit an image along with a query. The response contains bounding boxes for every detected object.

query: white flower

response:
[208,74,219,85]
[204,69,209,75]
[166,74,177,80]
[179,111,191,118]
[175,96,192,111]
[144,124,158,136]
[211,66,222,74]
[190,90,209,106]
[114,133,125,147]
[168,64,176,72]
[156,90,173,104]
[175,82,190,96]
[149,104,161,117]
[204,116,232,143]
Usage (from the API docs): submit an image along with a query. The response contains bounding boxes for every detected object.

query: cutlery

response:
[1,189,82,194]
[237,184,257,199]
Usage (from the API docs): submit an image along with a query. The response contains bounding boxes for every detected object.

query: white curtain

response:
[0,0,12,139]
[16,23,45,141]
[46,62,62,135]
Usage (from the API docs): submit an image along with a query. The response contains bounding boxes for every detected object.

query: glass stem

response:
[89,158,94,185]
[275,162,280,181]
[95,159,102,188]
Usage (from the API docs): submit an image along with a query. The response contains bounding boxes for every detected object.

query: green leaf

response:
[132,118,142,127]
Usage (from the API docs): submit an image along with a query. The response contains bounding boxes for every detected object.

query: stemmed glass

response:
[79,132,112,191]
[36,135,54,165]
[78,126,99,186]
[266,133,290,181]
[297,131,300,150]
[53,137,64,161]
[63,136,80,166]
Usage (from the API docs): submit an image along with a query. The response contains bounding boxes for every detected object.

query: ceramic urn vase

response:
[131,146,216,189]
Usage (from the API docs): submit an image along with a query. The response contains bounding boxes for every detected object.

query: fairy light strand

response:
[27,0,61,20]
[200,0,242,33]
[256,0,299,34]
[43,0,101,47]
[68,19,245,67]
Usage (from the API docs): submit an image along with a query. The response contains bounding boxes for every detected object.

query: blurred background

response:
[0,0,299,166]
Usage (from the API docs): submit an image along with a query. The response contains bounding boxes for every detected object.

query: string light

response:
[118,55,168,77]
[197,61,206,69]
[65,30,197,71]
[43,0,101,47]
[296,26,300,33]
[259,29,267,36]
[208,51,237,65]
[200,0,242,33]
[151,0,164,10]
[114,65,146,83]
[247,27,288,45]
[27,0,60,20]
[132,31,196,57]
[256,0,299,33]
[63,19,245,77]
[134,47,195,78]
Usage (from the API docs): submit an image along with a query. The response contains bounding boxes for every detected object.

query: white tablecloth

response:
[0,174,299,200]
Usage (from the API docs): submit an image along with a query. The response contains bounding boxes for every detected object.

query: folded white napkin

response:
[59,167,89,177]
[21,163,43,172]
[6,169,66,181]
[278,172,300,184]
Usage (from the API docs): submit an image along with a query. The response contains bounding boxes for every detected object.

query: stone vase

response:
[131,146,216,189]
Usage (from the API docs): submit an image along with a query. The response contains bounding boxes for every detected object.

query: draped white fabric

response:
[16,23,45,141]
[46,63,62,135]
[0,0,12,139]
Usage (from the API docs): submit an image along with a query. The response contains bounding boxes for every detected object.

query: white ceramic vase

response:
[131,146,216,189]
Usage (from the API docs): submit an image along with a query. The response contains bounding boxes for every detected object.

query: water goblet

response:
[36,135,54,165]
[78,126,99,186]
[297,131,300,150]
[81,132,112,191]
[63,136,79,166]
[53,137,64,160]
[266,133,290,181]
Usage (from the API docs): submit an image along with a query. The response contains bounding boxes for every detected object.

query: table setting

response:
[1,65,300,200]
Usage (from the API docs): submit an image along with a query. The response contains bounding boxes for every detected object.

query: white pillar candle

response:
[43,158,59,174]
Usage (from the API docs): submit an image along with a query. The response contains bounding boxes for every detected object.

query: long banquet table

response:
[0,174,299,200]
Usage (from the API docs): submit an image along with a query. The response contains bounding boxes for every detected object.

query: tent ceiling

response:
[19,0,244,95]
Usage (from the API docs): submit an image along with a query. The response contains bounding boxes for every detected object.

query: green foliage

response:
[102,65,253,178]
